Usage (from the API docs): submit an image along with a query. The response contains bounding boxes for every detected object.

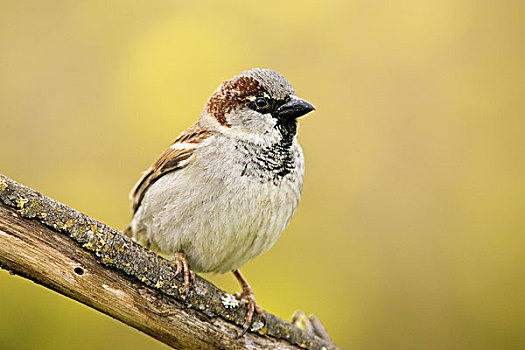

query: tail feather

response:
[122,225,133,238]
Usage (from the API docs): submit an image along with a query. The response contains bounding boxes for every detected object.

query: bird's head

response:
[200,68,315,146]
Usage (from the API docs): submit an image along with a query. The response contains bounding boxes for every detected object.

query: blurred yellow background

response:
[1,1,525,349]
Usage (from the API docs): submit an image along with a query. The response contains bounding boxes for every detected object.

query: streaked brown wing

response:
[130,123,211,212]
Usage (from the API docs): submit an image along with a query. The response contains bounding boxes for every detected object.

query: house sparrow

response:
[124,68,314,335]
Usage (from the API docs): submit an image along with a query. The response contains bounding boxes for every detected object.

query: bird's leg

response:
[232,269,266,337]
[171,252,195,300]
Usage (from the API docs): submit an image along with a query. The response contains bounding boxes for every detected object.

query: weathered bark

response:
[0,174,340,350]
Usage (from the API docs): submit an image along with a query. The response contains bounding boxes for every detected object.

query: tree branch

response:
[0,174,340,350]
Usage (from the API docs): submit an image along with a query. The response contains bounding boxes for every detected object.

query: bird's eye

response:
[247,96,275,113]
[255,97,269,108]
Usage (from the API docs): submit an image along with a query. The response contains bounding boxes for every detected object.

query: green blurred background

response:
[1,1,525,349]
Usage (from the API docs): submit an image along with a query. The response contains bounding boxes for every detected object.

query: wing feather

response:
[130,123,211,212]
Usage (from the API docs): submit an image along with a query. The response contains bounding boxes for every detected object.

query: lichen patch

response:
[251,320,264,332]
[221,293,240,308]
[16,197,28,210]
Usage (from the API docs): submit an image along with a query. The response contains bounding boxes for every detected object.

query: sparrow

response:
[124,68,314,335]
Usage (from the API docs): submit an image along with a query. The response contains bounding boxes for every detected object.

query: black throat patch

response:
[237,121,298,183]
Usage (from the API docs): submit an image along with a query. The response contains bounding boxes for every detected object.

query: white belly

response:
[131,142,304,273]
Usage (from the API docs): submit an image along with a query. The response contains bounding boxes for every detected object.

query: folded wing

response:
[130,123,211,212]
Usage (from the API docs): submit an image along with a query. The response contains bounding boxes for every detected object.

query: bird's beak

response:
[275,95,315,120]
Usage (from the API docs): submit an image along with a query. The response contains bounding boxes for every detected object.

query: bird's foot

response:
[171,252,195,300]
[233,270,266,337]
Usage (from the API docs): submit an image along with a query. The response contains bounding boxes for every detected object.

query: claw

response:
[233,270,266,337]
[171,252,194,300]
